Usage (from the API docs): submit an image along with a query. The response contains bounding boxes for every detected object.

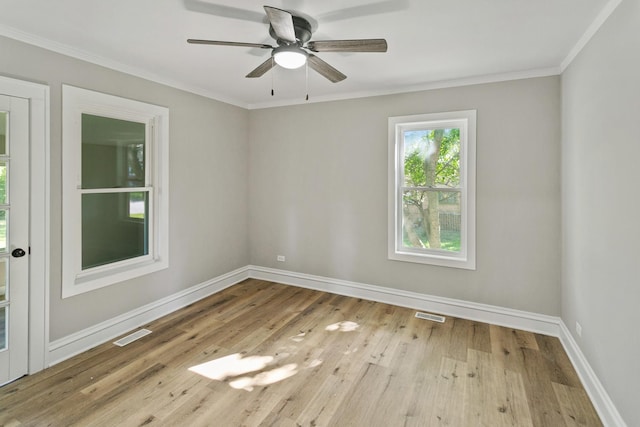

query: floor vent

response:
[415,312,446,323]
[113,329,152,347]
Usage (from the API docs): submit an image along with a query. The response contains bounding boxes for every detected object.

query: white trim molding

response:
[558,322,628,427]
[61,85,170,298]
[48,266,249,366]
[560,0,623,72]
[0,75,50,374]
[249,266,559,336]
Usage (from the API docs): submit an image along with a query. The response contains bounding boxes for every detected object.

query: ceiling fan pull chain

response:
[305,61,309,101]
[271,57,275,96]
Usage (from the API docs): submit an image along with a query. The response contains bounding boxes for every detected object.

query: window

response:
[388,110,476,269]
[62,86,169,297]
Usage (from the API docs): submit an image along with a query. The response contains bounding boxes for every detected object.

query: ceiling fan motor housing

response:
[269,15,312,46]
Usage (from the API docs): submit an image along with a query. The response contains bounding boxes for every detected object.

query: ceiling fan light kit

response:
[187,5,388,86]
[273,45,308,69]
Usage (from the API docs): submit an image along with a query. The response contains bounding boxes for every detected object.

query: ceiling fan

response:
[187,5,388,83]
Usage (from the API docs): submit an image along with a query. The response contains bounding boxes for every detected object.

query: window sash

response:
[80,188,153,272]
[396,188,467,257]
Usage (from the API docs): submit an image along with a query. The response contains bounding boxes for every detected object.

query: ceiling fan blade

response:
[264,6,297,43]
[246,57,276,78]
[307,39,388,53]
[187,39,273,49]
[307,54,346,83]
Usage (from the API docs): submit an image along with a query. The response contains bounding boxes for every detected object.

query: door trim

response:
[0,75,50,373]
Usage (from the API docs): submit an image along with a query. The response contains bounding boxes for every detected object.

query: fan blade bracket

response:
[307,39,387,53]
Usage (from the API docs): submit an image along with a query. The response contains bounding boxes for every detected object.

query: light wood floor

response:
[0,279,602,426]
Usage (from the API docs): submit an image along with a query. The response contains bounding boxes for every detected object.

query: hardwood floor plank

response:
[520,346,570,426]
[553,382,603,426]
[468,320,493,353]
[535,333,583,387]
[464,349,534,426]
[446,317,474,361]
[294,373,352,426]
[430,357,469,426]
[490,324,529,374]
[155,383,226,426]
[0,279,602,426]
[328,362,405,426]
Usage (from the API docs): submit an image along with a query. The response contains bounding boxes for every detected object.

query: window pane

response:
[127,191,147,220]
[0,258,5,302]
[402,189,461,253]
[82,114,146,189]
[0,210,6,253]
[0,111,7,155]
[0,306,6,351]
[0,162,6,205]
[403,128,460,188]
[82,192,149,269]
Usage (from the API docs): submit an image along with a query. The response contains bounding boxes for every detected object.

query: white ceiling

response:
[0,0,611,109]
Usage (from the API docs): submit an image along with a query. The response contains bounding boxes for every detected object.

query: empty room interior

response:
[0,0,638,425]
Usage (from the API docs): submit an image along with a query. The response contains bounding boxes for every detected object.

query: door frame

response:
[0,75,50,374]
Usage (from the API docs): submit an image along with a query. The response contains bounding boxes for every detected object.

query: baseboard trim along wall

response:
[558,322,628,427]
[47,264,626,426]
[47,266,250,366]
[249,266,561,336]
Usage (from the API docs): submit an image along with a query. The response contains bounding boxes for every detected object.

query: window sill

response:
[62,258,168,298]
[389,250,475,270]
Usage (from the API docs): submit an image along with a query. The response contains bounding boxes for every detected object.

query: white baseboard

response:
[248,265,560,336]
[46,264,626,427]
[558,322,628,427]
[48,266,249,366]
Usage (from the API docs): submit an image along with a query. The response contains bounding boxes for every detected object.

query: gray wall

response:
[249,76,562,315]
[0,35,250,340]
[562,0,640,425]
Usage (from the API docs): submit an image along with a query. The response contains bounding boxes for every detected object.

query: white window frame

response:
[62,85,169,298]
[388,110,476,270]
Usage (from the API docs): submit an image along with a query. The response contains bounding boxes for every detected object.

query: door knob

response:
[11,248,26,258]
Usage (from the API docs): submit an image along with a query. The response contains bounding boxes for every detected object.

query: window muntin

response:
[62,86,169,297]
[389,111,476,269]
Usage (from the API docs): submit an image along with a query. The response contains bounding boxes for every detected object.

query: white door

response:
[0,95,30,385]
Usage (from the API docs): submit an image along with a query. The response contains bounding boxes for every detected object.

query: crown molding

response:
[0,24,248,108]
[560,0,623,72]
[247,66,561,109]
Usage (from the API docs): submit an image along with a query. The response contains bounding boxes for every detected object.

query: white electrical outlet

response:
[277,255,286,262]
[576,321,582,337]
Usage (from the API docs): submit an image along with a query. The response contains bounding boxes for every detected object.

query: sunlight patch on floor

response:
[229,363,299,391]
[187,320,360,392]
[189,352,324,392]
[325,321,359,332]
[188,353,274,381]
[290,332,306,342]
